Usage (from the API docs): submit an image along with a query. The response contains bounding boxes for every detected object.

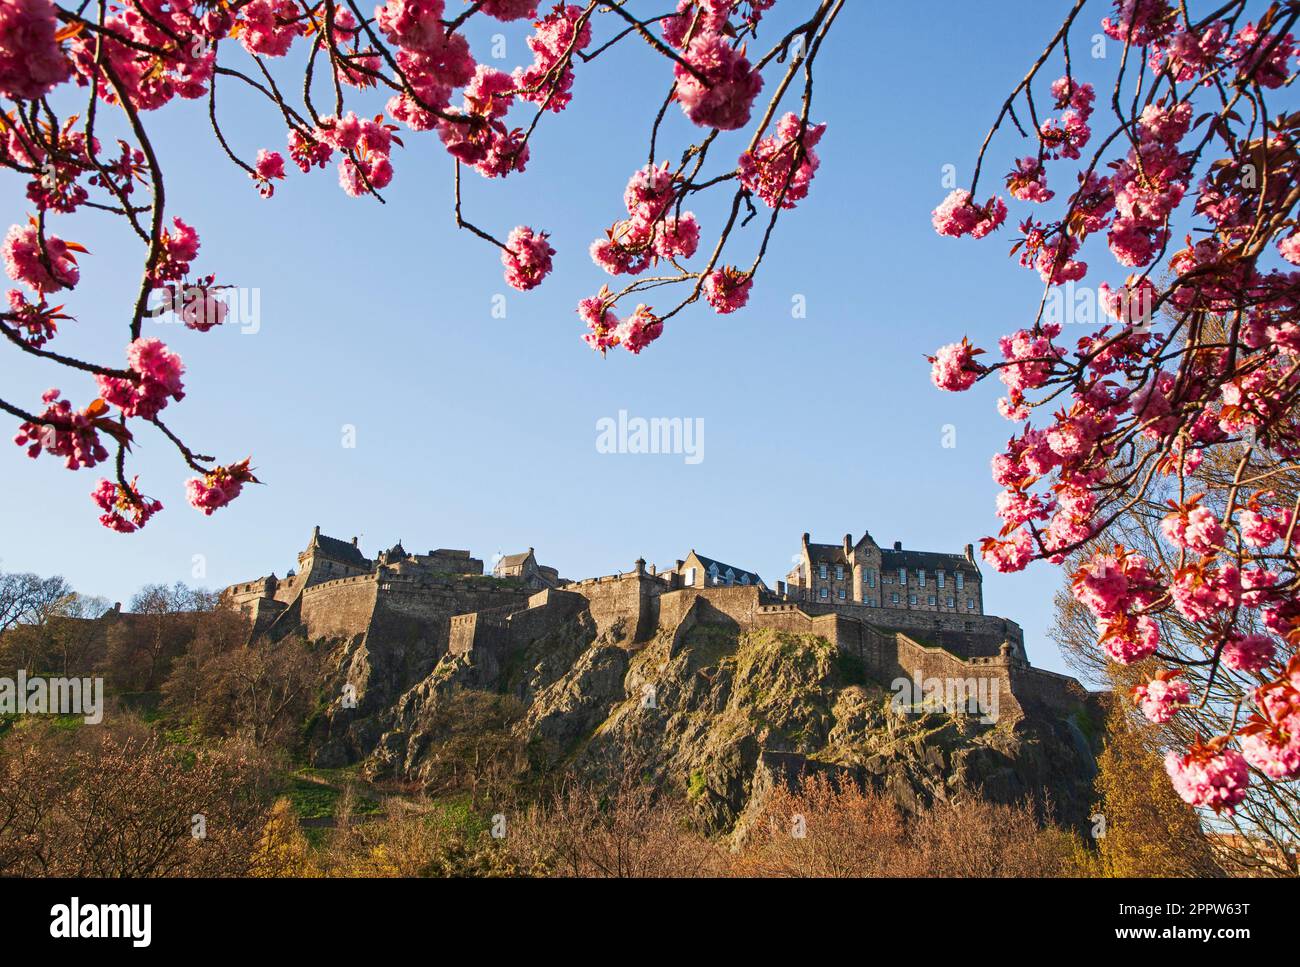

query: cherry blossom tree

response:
[0,0,841,528]
[930,0,1300,817]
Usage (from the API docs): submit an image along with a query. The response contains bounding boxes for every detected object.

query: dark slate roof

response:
[880,548,978,576]
[806,543,849,565]
[693,553,764,586]
[498,551,533,568]
[314,532,368,567]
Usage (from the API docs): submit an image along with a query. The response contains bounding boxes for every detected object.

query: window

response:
[835,565,844,581]
[956,572,965,590]
[685,567,697,587]
[837,589,846,600]
[966,598,975,610]
[908,594,917,606]
[891,592,900,604]
[937,571,945,589]
[927,595,936,606]
[739,574,750,585]
[819,563,828,580]
[898,567,906,585]
[867,569,877,588]
[868,598,877,607]
[819,587,829,599]
[918,569,926,587]
[947,597,955,608]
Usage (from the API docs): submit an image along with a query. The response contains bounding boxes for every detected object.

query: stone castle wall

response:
[301,574,379,641]
[226,533,1091,727]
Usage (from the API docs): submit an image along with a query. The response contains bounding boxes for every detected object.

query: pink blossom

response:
[239,0,302,58]
[512,4,590,113]
[5,288,61,347]
[702,267,752,314]
[501,226,555,292]
[1006,157,1053,203]
[1160,502,1224,555]
[624,162,676,223]
[929,339,986,392]
[150,217,200,283]
[1170,563,1240,623]
[175,284,229,332]
[613,304,662,354]
[653,214,700,260]
[1279,231,1300,266]
[3,223,80,293]
[1165,744,1250,815]
[1221,633,1275,674]
[12,389,108,469]
[1133,674,1188,723]
[1238,505,1291,548]
[374,0,446,51]
[1101,0,1176,49]
[0,0,71,100]
[1239,714,1300,780]
[186,458,256,515]
[674,33,762,131]
[998,327,1061,393]
[252,149,286,197]
[1231,22,1295,90]
[95,337,186,420]
[578,289,619,353]
[931,190,1007,239]
[92,476,162,533]
[738,113,827,209]
[464,65,516,119]
[289,130,333,172]
[1097,613,1159,664]
[663,0,733,47]
[1073,553,1131,618]
[480,0,538,21]
[980,529,1035,573]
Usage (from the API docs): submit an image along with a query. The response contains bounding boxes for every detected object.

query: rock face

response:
[310,601,1101,835]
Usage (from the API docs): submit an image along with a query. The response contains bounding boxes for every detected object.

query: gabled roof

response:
[806,543,849,565]
[498,550,534,568]
[313,532,368,567]
[690,552,764,587]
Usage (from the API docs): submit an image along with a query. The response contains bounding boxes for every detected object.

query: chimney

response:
[801,532,810,548]
[312,524,320,539]
[777,580,786,596]
[634,557,646,575]
[648,563,656,575]
[351,536,358,546]
[964,543,975,564]
[843,533,852,556]
[893,541,902,551]
[113,602,122,613]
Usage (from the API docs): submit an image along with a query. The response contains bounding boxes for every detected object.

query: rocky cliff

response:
[307,597,1101,836]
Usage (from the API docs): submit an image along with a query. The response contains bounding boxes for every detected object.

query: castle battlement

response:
[222,526,1087,723]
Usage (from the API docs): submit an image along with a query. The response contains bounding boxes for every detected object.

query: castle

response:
[222,526,1089,725]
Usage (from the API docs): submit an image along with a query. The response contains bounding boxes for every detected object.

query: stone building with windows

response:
[665,550,766,590]
[781,529,1020,662]
[493,547,563,589]
[785,531,984,615]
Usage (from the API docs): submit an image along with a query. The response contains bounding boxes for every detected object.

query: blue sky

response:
[0,2,1136,676]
